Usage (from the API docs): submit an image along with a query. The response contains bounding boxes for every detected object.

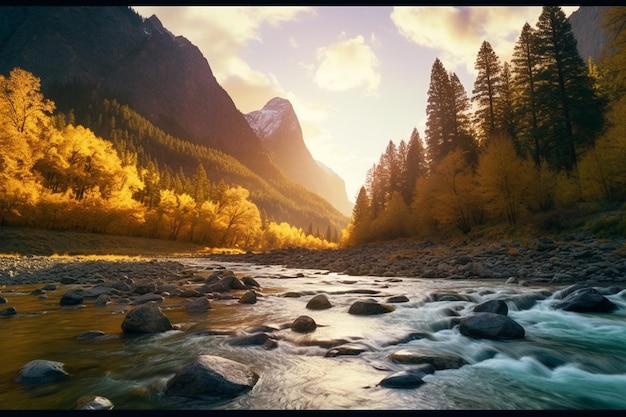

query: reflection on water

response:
[1,260,625,409]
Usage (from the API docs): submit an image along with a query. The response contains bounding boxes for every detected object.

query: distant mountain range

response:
[0,6,352,227]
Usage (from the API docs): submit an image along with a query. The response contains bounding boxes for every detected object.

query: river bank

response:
[1,232,626,286]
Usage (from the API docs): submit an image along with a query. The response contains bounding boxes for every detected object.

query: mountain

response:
[568,6,610,63]
[245,97,353,217]
[0,6,349,230]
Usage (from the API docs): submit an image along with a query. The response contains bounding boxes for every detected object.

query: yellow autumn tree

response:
[429,149,483,234]
[475,134,535,225]
[214,186,261,248]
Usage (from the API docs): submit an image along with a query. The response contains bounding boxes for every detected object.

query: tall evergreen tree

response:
[534,5,604,172]
[348,186,372,246]
[497,62,517,142]
[401,128,427,206]
[425,58,455,166]
[511,22,542,165]
[472,40,502,146]
[450,72,478,165]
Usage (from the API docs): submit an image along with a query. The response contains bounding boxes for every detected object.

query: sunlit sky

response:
[132,5,579,204]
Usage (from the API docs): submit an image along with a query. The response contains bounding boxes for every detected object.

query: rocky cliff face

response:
[245,98,353,216]
[568,6,610,63]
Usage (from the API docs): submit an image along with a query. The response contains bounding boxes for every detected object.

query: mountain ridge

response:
[0,5,350,230]
[245,97,353,217]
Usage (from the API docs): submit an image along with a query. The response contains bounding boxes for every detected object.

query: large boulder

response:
[473,299,508,316]
[552,287,618,313]
[306,294,332,310]
[378,370,426,389]
[348,300,394,315]
[60,291,84,306]
[121,302,173,334]
[238,291,257,304]
[186,297,211,313]
[378,365,434,389]
[165,355,259,399]
[15,359,69,384]
[291,315,317,333]
[459,312,525,340]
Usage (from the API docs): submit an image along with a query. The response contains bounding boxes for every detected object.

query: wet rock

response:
[389,349,467,370]
[121,302,173,334]
[381,332,434,347]
[459,312,525,340]
[325,343,368,357]
[291,315,317,333]
[76,330,106,340]
[473,299,508,316]
[60,277,77,284]
[15,359,69,384]
[131,293,164,305]
[241,276,260,288]
[238,291,257,304]
[306,294,332,310]
[165,355,258,399]
[0,306,17,316]
[386,295,409,303]
[220,275,247,291]
[185,297,211,313]
[60,291,84,306]
[348,300,394,315]
[131,280,157,295]
[229,332,272,346]
[424,292,474,303]
[554,283,587,299]
[74,395,114,410]
[552,287,618,313]
[282,292,303,298]
[0,296,7,304]
[94,294,111,306]
[378,370,426,389]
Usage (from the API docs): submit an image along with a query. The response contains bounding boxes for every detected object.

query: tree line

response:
[0,68,339,250]
[344,6,626,245]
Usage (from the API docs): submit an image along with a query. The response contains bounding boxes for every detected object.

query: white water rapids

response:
[1,259,625,410]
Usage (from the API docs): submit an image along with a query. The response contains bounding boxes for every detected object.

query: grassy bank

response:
[0,226,243,257]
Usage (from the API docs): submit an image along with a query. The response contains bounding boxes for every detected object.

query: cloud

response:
[314,33,381,94]
[390,6,578,75]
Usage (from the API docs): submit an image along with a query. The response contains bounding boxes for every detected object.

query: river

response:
[1,259,625,410]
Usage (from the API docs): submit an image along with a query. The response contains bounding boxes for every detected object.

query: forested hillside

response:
[0,68,343,250]
[343,6,626,246]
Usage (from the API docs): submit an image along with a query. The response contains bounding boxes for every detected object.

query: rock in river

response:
[291,315,317,333]
[165,355,258,399]
[459,312,525,340]
[306,294,332,310]
[552,287,618,313]
[348,300,394,315]
[121,302,173,334]
[15,359,69,384]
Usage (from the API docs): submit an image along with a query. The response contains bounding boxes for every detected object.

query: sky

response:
[132,5,580,205]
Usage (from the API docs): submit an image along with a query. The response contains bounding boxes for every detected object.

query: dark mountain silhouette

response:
[245,97,353,216]
[0,6,350,230]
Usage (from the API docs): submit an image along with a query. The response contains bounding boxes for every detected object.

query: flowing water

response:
[1,259,625,410]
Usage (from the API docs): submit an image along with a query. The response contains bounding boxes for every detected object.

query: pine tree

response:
[425,58,455,166]
[449,72,477,166]
[401,128,427,205]
[511,22,542,165]
[348,186,372,245]
[472,41,502,146]
[498,62,517,143]
[534,5,604,173]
